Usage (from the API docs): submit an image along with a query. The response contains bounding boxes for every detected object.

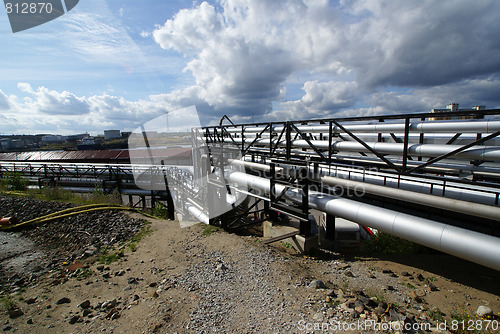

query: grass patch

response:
[429,309,445,322]
[98,249,125,265]
[281,242,293,249]
[0,172,29,191]
[151,202,170,219]
[201,224,221,236]
[360,232,425,255]
[128,242,137,252]
[0,294,17,312]
[73,268,93,280]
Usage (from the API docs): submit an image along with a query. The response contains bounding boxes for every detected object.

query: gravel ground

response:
[0,195,145,285]
[1,195,499,333]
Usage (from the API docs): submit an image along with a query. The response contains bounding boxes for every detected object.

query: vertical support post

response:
[299,167,310,236]
[325,214,336,241]
[402,117,410,173]
[418,117,425,161]
[285,122,291,161]
[151,191,156,210]
[328,121,333,167]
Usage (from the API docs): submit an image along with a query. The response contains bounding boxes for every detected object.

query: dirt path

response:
[1,213,499,333]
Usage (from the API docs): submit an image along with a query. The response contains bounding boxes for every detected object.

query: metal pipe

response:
[224,119,500,134]
[232,158,500,206]
[186,203,209,224]
[320,175,500,221]
[210,137,500,161]
[226,170,500,271]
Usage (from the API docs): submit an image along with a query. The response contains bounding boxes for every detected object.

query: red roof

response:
[0,148,191,163]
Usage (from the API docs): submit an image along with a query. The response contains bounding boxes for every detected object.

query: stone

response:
[345,271,356,277]
[79,300,91,309]
[8,309,24,319]
[69,315,80,325]
[25,297,37,305]
[128,277,138,284]
[101,299,117,309]
[416,274,425,281]
[83,309,92,317]
[105,308,120,319]
[476,305,493,317]
[324,289,336,297]
[115,270,125,277]
[149,282,157,288]
[149,323,163,333]
[96,265,105,271]
[55,297,71,305]
[389,308,403,321]
[308,280,327,289]
[410,291,424,303]
[382,269,393,274]
[429,283,439,291]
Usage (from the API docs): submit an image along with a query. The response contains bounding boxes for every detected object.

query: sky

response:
[1,0,500,135]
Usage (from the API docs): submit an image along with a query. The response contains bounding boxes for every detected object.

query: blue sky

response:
[1,0,500,135]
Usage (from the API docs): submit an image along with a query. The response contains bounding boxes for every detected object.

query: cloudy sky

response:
[1,0,500,135]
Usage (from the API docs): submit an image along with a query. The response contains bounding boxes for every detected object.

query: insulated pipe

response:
[186,202,210,224]
[229,159,500,214]
[231,158,500,207]
[208,137,500,161]
[226,170,500,271]
[320,175,500,221]
[224,119,500,134]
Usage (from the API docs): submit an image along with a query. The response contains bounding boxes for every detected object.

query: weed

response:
[0,294,17,311]
[281,242,293,249]
[128,242,137,252]
[98,249,124,264]
[74,268,93,280]
[129,224,151,244]
[0,172,29,191]
[401,282,416,289]
[201,224,221,236]
[360,232,425,255]
[151,202,170,219]
[429,309,445,322]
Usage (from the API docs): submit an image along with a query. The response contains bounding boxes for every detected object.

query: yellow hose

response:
[0,204,162,230]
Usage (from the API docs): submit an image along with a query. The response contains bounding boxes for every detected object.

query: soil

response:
[1,208,500,333]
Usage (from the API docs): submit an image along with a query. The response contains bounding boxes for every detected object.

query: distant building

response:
[429,103,485,121]
[0,138,12,149]
[104,130,121,140]
[121,131,132,139]
[63,134,87,142]
[42,135,63,143]
[11,139,25,148]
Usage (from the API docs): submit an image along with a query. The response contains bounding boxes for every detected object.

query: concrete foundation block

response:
[263,221,318,253]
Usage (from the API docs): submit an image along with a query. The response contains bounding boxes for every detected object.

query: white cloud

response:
[0,84,219,134]
[151,0,500,121]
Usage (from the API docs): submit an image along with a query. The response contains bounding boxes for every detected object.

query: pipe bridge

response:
[1,108,500,270]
